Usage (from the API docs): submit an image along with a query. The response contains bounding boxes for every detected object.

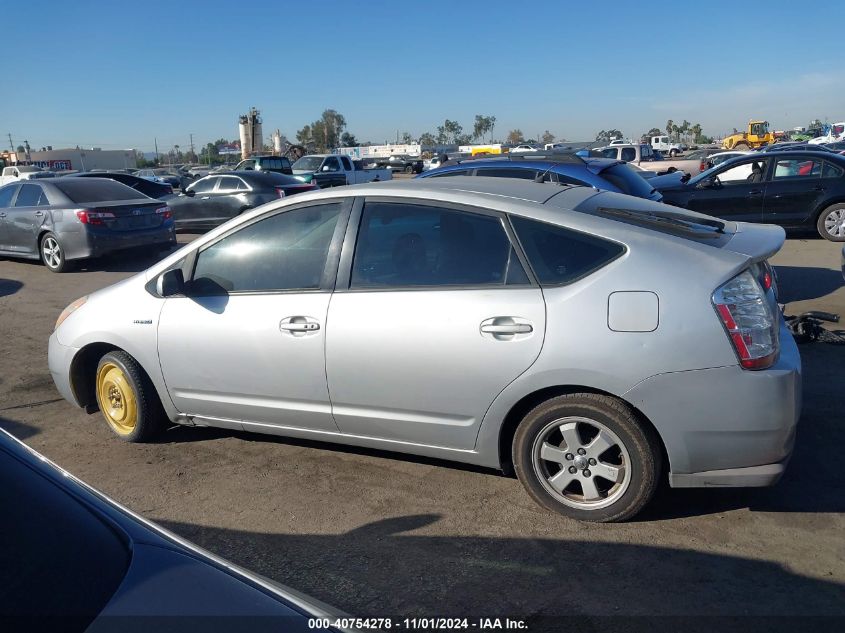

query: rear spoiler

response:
[722,222,785,263]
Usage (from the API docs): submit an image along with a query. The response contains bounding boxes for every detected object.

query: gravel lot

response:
[1,232,843,628]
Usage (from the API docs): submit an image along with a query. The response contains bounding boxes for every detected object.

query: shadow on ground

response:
[159,514,845,623]
[0,278,23,297]
[775,265,843,302]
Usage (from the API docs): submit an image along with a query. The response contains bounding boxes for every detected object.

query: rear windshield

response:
[600,164,657,199]
[53,179,150,203]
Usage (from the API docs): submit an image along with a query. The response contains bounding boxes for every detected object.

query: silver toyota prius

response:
[49,177,801,522]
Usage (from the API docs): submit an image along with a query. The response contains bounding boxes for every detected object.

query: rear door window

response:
[351,201,528,288]
[216,176,242,192]
[620,148,636,162]
[429,169,471,177]
[511,216,624,285]
[773,159,821,179]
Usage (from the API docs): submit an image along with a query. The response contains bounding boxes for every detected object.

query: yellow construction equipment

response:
[722,120,775,150]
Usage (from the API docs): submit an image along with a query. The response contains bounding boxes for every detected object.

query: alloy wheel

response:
[531,416,631,510]
[823,208,845,238]
[42,237,62,269]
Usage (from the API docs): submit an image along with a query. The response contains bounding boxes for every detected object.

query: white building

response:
[10,147,137,172]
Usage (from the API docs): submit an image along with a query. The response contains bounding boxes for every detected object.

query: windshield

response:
[292,156,325,172]
[600,163,659,200]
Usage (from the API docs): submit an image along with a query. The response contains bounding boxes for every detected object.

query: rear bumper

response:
[63,223,176,260]
[624,318,801,487]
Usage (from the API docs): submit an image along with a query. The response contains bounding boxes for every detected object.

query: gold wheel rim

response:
[96,362,138,435]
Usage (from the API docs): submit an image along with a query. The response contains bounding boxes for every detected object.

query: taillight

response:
[275,187,286,198]
[699,160,707,172]
[712,270,779,370]
[76,209,115,225]
[165,185,174,194]
[155,205,172,220]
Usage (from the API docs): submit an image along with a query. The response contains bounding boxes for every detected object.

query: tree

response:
[506,129,525,144]
[691,123,703,144]
[435,125,447,144]
[443,119,463,144]
[419,132,436,147]
[541,130,555,145]
[340,132,357,147]
[296,109,347,151]
[671,124,680,142]
[401,132,415,144]
[15,145,25,153]
[646,127,662,138]
[595,129,623,142]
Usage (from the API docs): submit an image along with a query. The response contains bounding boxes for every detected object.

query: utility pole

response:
[154,138,159,164]
[7,133,13,151]
[189,133,195,159]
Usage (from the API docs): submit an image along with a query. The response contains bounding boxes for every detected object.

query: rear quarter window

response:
[53,179,149,203]
[511,216,624,285]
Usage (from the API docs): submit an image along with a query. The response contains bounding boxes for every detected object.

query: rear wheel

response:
[404,165,414,174]
[817,203,845,241]
[669,149,680,157]
[513,394,661,522]
[95,351,166,442]
[40,232,74,273]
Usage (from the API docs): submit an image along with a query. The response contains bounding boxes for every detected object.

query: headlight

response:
[55,296,87,331]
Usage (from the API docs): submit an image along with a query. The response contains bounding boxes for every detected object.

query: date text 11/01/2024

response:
[308,618,528,630]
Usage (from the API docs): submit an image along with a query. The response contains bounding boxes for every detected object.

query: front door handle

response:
[201,196,211,200]
[279,316,321,336]
[481,323,533,334]
[35,211,45,217]
[0,212,6,218]
[748,189,763,196]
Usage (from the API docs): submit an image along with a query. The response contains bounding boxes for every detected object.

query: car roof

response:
[343,175,583,205]
[427,155,622,176]
[211,170,300,184]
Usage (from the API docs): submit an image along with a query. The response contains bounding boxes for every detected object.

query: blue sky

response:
[4,0,844,152]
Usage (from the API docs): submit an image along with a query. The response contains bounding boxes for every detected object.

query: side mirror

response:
[321,165,331,172]
[183,188,195,197]
[696,176,716,189]
[156,268,184,297]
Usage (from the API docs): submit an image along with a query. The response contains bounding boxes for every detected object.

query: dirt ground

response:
[0,233,843,629]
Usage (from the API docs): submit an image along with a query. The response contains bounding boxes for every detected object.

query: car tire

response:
[404,165,413,174]
[816,203,845,242]
[669,149,679,157]
[95,351,166,442]
[40,232,74,273]
[512,393,661,523]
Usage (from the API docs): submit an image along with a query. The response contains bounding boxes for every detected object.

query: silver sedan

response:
[49,177,801,522]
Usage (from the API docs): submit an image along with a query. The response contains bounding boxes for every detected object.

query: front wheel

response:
[513,394,661,522]
[817,203,845,241]
[40,232,74,273]
[669,149,680,157]
[95,351,166,442]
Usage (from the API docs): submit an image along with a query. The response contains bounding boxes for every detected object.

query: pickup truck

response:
[0,165,56,186]
[291,154,392,187]
[649,136,684,156]
[373,154,424,174]
[598,144,706,176]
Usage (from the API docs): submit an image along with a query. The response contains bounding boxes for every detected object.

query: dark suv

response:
[417,153,662,201]
[233,155,293,175]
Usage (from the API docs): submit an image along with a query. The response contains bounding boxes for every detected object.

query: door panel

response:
[8,184,48,254]
[326,289,545,449]
[158,293,337,431]
[686,183,764,222]
[763,158,824,225]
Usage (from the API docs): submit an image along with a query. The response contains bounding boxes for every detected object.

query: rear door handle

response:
[480,317,534,340]
[812,186,826,192]
[35,211,45,216]
[201,196,210,200]
[0,212,6,218]
[748,189,763,196]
